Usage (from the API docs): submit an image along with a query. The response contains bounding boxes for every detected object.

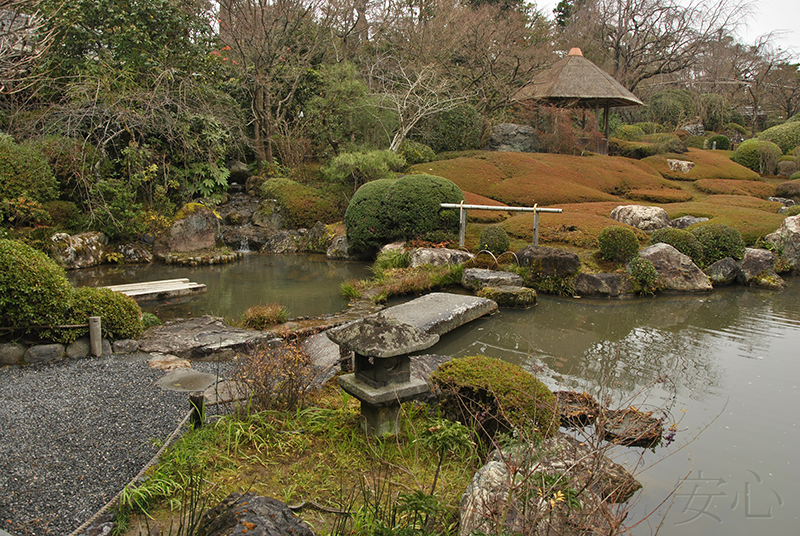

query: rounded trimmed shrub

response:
[707,134,731,150]
[142,312,162,329]
[598,226,640,262]
[613,124,645,141]
[758,121,800,154]
[647,133,688,154]
[344,178,396,256]
[398,140,435,165]
[383,174,464,242]
[628,256,660,295]
[70,287,143,341]
[733,139,782,174]
[260,178,339,228]
[479,226,510,255]
[0,137,59,203]
[791,171,800,180]
[775,180,800,199]
[691,224,745,266]
[649,227,704,265]
[0,239,73,341]
[429,354,558,443]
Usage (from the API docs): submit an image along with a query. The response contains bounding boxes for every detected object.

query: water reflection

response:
[67,254,371,321]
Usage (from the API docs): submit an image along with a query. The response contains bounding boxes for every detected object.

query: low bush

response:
[0,239,72,342]
[684,135,708,149]
[691,224,745,265]
[733,139,782,174]
[372,249,411,277]
[792,171,800,180]
[429,355,558,447]
[321,149,406,191]
[0,137,59,203]
[633,122,665,134]
[725,122,748,136]
[479,226,510,255]
[608,138,654,159]
[344,178,396,256]
[649,227,704,264]
[260,178,339,229]
[707,134,731,150]
[142,312,162,329]
[233,340,316,412]
[42,200,82,231]
[33,135,105,204]
[70,287,144,341]
[775,180,800,199]
[628,256,660,295]
[785,205,800,216]
[240,303,289,330]
[645,133,687,154]
[598,226,640,262]
[613,124,645,141]
[758,121,800,154]
[413,103,483,153]
[398,140,435,165]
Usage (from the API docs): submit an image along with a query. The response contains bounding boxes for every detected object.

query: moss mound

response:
[694,179,775,198]
[260,178,339,228]
[643,148,760,181]
[598,226,640,262]
[430,355,558,442]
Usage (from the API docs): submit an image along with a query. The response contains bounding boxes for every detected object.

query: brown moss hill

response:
[642,149,760,181]
[664,196,785,244]
[414,151,677,206]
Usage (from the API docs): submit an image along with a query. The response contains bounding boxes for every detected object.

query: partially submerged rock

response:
[737,248,785,289]
[461,267,524,290]
[477,285,536,308]
[555,390,600,427]
[639,243,712,291]
[154,203,221,254]
[515,245,580,278]
[610,205,670,232]
[574,272,631,297]
[765,215,800,272]
[601,408,663,448]
[705,257,740,286]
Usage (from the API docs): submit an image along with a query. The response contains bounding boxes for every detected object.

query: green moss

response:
[260,178,339,229]
[430,355,558,444]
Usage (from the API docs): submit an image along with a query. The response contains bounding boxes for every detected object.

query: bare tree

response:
[768,61,800,120]
[561,0,751,92]
[0,0,53,94]
[367,55,468,152]
[218,0,334,165]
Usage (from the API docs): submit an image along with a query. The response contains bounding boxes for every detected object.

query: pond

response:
[67,253,372,321]
[68,256,799,535]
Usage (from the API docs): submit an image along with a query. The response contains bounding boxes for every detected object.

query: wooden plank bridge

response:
[104,278,206,301]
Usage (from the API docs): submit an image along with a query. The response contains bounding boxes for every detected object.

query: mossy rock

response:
[430,355,558,445]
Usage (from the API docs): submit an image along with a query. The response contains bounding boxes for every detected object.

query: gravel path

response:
[0,354,233,536]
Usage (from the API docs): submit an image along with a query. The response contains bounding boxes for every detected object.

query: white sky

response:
[535,0,800,62]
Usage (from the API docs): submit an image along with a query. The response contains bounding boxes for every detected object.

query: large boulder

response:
[486,122,540,153]
[704,257,740,286]
[154,204,221,254]
[638,243,712,291]
[764,215,800,272]
[252,199,287,229]
[113,242,153,264]
[515,245,580,277]
[199,492,315,536]
[49,231,108,269]
[459,433,640,536]
[462,268,524,291]
[610,205,670,232]
[409,247,473,267]
[574,273,631,297]
[737,248,785,289]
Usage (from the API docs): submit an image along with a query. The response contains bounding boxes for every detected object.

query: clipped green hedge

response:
[649,227,704,265]
[0,137,59,203]
[598,226,640,262]
[479,226,510,255]
[344,179,396,255]
[733,139,782,174]
[0,239,72,341]
[260,178,339,228]
[320,149,405,191]
[70,287,143,341]
[758,121,800,154]
[691,224,745,266]
[430,355,558,442]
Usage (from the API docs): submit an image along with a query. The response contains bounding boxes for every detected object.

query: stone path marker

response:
[327,314,438,436]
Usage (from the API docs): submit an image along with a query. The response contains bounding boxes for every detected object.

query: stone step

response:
[104,278,207,301]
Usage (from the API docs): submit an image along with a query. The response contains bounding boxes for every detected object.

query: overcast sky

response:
[535,0,800,62]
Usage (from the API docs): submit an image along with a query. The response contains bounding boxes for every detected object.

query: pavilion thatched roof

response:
[512,48,643,108]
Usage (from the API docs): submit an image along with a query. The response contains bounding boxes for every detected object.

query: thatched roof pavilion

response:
[511,48,643,152]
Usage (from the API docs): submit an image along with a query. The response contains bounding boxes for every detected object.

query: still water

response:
[68,257,799,535]
[67,254,372,321]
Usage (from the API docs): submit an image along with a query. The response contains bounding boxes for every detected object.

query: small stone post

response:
[88,316,102,357]
[326,314,437,436]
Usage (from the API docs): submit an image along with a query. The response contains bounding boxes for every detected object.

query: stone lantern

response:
[326,314,437,436]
